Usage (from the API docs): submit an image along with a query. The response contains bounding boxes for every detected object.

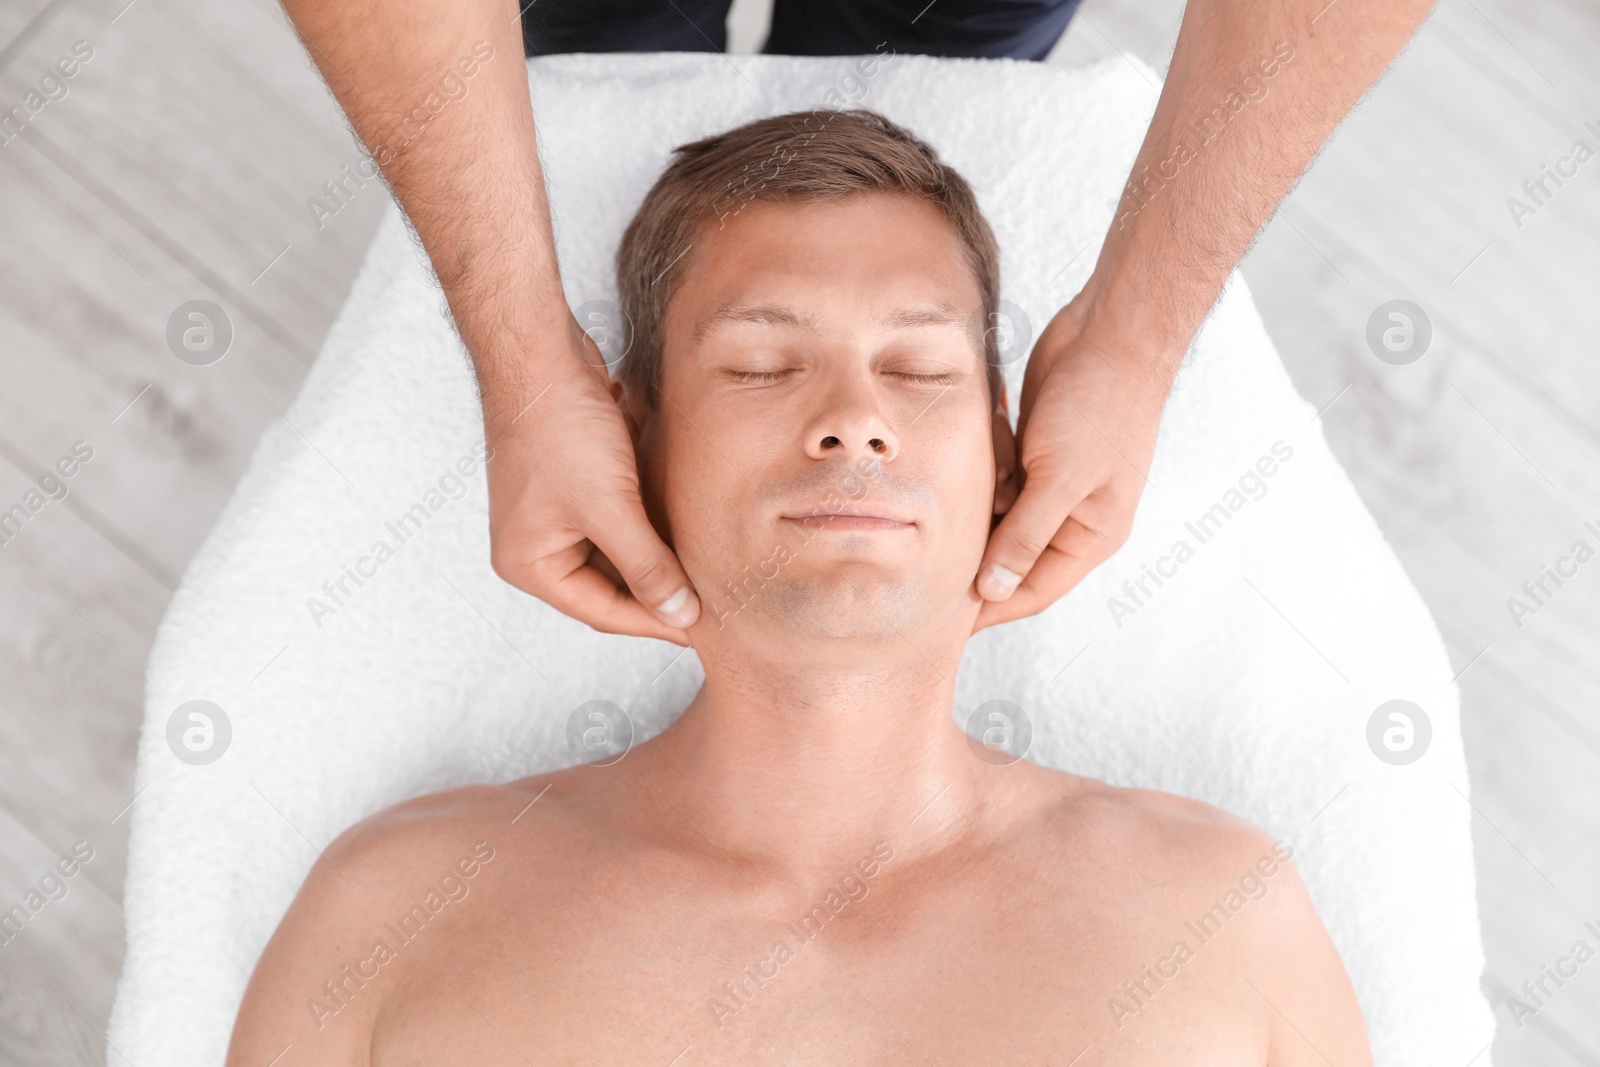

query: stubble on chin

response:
[769,569,928,640]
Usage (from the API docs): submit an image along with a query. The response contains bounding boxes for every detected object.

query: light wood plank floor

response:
[0,0,1594,1062]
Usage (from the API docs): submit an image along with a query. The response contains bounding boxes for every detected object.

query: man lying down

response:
[227,109,1371,1066]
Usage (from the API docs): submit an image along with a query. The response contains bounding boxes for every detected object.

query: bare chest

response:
[367,869,1267,1066]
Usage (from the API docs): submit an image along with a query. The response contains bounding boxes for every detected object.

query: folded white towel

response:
[107,51,1496,1065]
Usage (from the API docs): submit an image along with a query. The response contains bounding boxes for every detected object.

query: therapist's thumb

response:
[976,467,1081,602]
[592,499,702,630]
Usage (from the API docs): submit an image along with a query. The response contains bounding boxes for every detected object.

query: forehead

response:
[668,193,984,334]
[691,299,971,342]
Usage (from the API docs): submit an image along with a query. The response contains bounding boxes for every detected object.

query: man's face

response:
[615,191,1008,650]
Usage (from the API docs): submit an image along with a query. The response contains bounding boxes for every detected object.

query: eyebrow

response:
[692,300,970,341]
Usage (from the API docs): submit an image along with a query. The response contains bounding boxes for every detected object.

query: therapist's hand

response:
[278,0,703,645]
[972,287,1172,633]
[483,317,700,647]
[967,0,1436,633]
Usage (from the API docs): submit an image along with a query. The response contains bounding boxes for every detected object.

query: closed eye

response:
[726,369,957,385]
[727,369,794,383]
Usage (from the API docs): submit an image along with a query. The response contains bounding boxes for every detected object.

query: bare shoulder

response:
[1034,768,1372,1066]
[224,773,567,1066]
[1039,770,1314,945]
[1047,773,1293,886]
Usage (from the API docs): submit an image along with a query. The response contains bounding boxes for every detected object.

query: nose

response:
[801,376,901,464]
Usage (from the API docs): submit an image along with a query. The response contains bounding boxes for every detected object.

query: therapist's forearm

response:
[279,0,570,415]
[1082,0,1436,380]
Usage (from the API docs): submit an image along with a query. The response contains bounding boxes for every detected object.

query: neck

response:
[628,596,1012,887]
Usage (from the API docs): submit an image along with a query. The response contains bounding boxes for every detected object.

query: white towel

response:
[107,51,1495,1065]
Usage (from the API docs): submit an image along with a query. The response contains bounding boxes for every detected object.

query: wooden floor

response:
[0,0,1595,1062]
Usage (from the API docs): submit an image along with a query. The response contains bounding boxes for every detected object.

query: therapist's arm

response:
[278,0,701,644]
[974,0,1436,631]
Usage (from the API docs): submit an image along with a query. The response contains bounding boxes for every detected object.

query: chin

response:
[766,571,929,640]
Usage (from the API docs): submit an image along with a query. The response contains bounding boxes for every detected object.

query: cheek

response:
[653,418,747,572]
[960,461,997,564]
[915,412,996,564]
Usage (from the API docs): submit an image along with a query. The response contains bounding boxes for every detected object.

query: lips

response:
[781,502,914,527]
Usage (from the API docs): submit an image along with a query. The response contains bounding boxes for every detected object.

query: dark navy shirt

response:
[519,0,1080,61]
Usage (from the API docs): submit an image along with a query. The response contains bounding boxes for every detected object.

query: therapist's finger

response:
[972,516,1117,633]
[976,464,1131,611]
[518,515,696,647]
[582,491,702,632]
[975,459,1083,602]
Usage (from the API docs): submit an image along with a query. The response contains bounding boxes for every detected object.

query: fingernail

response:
[656,585,695,627]
[981,563,1022,600]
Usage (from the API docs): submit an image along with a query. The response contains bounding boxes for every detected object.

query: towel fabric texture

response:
[107,52,1496,1065]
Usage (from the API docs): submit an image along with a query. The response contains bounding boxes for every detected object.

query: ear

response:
[991,382,1019,518]
[611,371,676,549]
[610,371,648,455]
